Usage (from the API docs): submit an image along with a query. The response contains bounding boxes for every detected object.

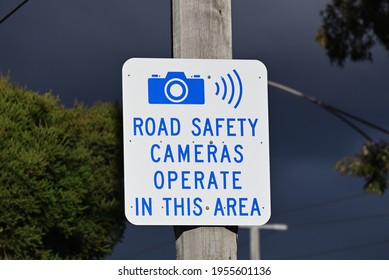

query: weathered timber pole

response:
[172,0,232,59]
[172,0,238,260]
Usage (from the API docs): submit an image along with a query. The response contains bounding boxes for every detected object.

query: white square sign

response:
[122,58,271,225]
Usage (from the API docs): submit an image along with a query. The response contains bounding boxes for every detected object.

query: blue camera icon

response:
[148,72,205,104]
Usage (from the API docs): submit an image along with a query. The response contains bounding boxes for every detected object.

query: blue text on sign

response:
[132,117,259,137]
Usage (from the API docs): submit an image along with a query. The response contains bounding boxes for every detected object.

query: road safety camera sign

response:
[122,58,270,226]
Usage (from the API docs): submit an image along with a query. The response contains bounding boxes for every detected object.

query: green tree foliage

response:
[316,0,389,66]
[0,76,125,259]
[335,141,389,195]
[314,1,389,193]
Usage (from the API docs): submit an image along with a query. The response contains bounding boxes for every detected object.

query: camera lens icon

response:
[164,78,189,103]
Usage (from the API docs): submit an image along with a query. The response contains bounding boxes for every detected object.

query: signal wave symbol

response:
[214,69,243,109]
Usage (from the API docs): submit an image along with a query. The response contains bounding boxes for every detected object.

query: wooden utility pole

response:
[171,0,237,260]
[172,0,232,59]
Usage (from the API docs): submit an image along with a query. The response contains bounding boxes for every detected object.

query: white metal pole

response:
[242,224,288,260]
[250,227,260,260]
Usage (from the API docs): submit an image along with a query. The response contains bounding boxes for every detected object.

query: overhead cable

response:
[287,238,389,259]
[0,0,30,25]
[273,193,365,217]
[268,80,389,141]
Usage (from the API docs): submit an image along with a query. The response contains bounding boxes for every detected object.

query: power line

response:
[124,193,369,258]
[324,107,373,141]
[250,212,389,239]
[287,238,389,259]
[125,210,389,259]
[268,80,389,141]
[0,0,30,25]
[126,209,388,258]
[289,211,389,229]
[273,193,365,217]
[251,212,389,259]
[239,211,389,259]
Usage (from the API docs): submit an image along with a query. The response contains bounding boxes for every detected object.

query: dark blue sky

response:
[1,0,389,259]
